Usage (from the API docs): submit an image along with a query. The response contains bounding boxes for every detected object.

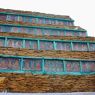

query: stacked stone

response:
[0,8,95,92]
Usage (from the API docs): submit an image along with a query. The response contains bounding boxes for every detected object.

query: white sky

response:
[0,0,95,37]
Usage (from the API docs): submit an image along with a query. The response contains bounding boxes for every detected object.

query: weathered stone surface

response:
[0,32,95,42]
[0,47,95,60]
[0,73,95,92]
[0,20,85,31]
[0,8,95,93]
[0,8,72,19]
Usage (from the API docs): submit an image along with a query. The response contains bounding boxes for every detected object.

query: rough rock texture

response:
[0,8,95,93]
[0,47,95,60]
[0,73,95,92]
[0,32,95,42]
[0,8,72,19]
[0,20,85,30]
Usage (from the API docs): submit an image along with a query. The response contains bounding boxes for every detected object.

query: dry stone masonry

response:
[0,8,95,92]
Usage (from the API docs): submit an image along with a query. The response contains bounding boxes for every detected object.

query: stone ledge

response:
[0,73,95,92]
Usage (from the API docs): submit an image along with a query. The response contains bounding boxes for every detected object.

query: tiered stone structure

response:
[0,8,95,92]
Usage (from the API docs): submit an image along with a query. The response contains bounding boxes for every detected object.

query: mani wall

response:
[0,8,95,92]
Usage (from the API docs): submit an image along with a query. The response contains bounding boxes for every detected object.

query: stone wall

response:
[0,9,95,93]
[0,20,85,31]
[0,73,95,92]
[0,47,95,60]
[0,32,95,42]
[0,8,71,19]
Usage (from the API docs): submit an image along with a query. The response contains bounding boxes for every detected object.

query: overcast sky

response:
[0,0,95,37]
